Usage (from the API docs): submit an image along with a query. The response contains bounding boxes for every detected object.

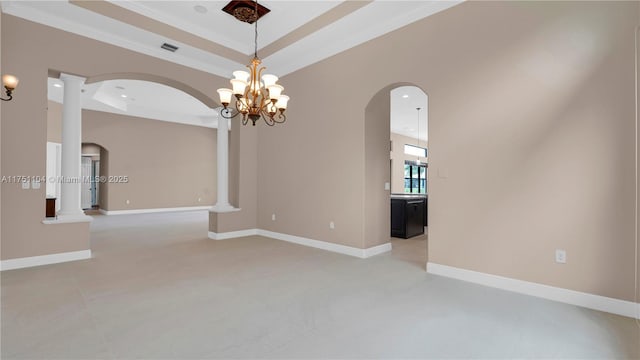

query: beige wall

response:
[1,14,227,260]
[82,109,216,211]
[256,74,364,248]
[390,132,428,194]
[47,100,62,143]
[258,1,638,302]
[1,8,3,257]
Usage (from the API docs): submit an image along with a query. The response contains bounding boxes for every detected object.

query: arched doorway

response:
[364,83,429,268]
[80,143,107,213]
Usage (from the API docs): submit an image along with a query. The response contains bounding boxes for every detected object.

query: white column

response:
[57,73,91,221]
[212,114,234,211]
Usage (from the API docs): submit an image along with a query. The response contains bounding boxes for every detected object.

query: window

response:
[404,161,427,194]
[404,144,426,158]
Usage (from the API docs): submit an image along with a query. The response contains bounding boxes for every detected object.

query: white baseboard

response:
[207,228,392,259]
[257,229,392,259]
[363,242,393,258]
[208,229,258,240]
[99,206,212,215]
[427,262,639,319]
[1,250,92,271]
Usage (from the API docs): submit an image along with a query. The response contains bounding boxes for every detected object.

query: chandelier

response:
[217,1,289,126]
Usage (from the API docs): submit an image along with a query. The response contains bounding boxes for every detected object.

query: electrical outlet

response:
[272,213,276,221]
[329,221,335,229]
[555,249,566,264]
[125,199,130,205]
[198,197,202,203]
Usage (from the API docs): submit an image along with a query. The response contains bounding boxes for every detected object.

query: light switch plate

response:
[32,179,41,189]
[384,182,390,190]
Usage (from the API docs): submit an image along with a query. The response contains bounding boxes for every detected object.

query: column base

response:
[43,213,93,224]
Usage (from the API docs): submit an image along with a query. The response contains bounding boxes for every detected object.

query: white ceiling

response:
[390,86,428,143]
[113,1,343,56]
[6,0,460,128]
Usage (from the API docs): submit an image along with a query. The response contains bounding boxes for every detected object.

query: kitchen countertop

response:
[390,194,427,199]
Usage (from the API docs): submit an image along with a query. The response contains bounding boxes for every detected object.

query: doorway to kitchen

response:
[389,85,428,268]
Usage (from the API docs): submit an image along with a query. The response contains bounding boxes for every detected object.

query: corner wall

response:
[364,86,392,249]
[209,115,258,233]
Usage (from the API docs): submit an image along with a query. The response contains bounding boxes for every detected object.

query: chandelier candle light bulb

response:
[217,0,289,126]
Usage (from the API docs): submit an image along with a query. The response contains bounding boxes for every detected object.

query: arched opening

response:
[46,73,219,216]
[364,82,429,268]
[80,143,107,213]
[62,71,221,110]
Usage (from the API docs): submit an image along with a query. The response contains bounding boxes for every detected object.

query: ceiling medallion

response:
[222,0,270,24]
[233,7,256,23]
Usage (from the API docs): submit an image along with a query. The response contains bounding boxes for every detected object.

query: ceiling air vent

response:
[161,43,179,52]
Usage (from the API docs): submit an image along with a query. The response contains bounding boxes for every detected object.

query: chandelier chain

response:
[254,0,258,58]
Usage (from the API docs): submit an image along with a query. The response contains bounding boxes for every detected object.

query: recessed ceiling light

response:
[194,5,207,14]
[53,83,62,88]
[402,94,409,98]
[121,94,127,98]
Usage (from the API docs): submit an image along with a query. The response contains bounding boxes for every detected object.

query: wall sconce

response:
[1,74,19,101]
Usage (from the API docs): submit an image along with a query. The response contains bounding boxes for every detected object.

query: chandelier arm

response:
[1,88,13,101]
[219,106,239,119]
[235,97,247,115]
[263,116,275,126]
[257,66,266,84]
[259,108,285,125]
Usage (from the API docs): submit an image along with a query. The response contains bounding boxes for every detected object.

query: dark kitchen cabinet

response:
[391,196,425,239]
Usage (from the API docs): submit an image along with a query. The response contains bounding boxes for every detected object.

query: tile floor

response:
[1,211,638,359]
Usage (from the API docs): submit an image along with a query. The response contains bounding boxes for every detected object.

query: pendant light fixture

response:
[217,0,289,126]
[416,107,422,165]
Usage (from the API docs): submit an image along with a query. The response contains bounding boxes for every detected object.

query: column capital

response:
[59,73,87,84]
